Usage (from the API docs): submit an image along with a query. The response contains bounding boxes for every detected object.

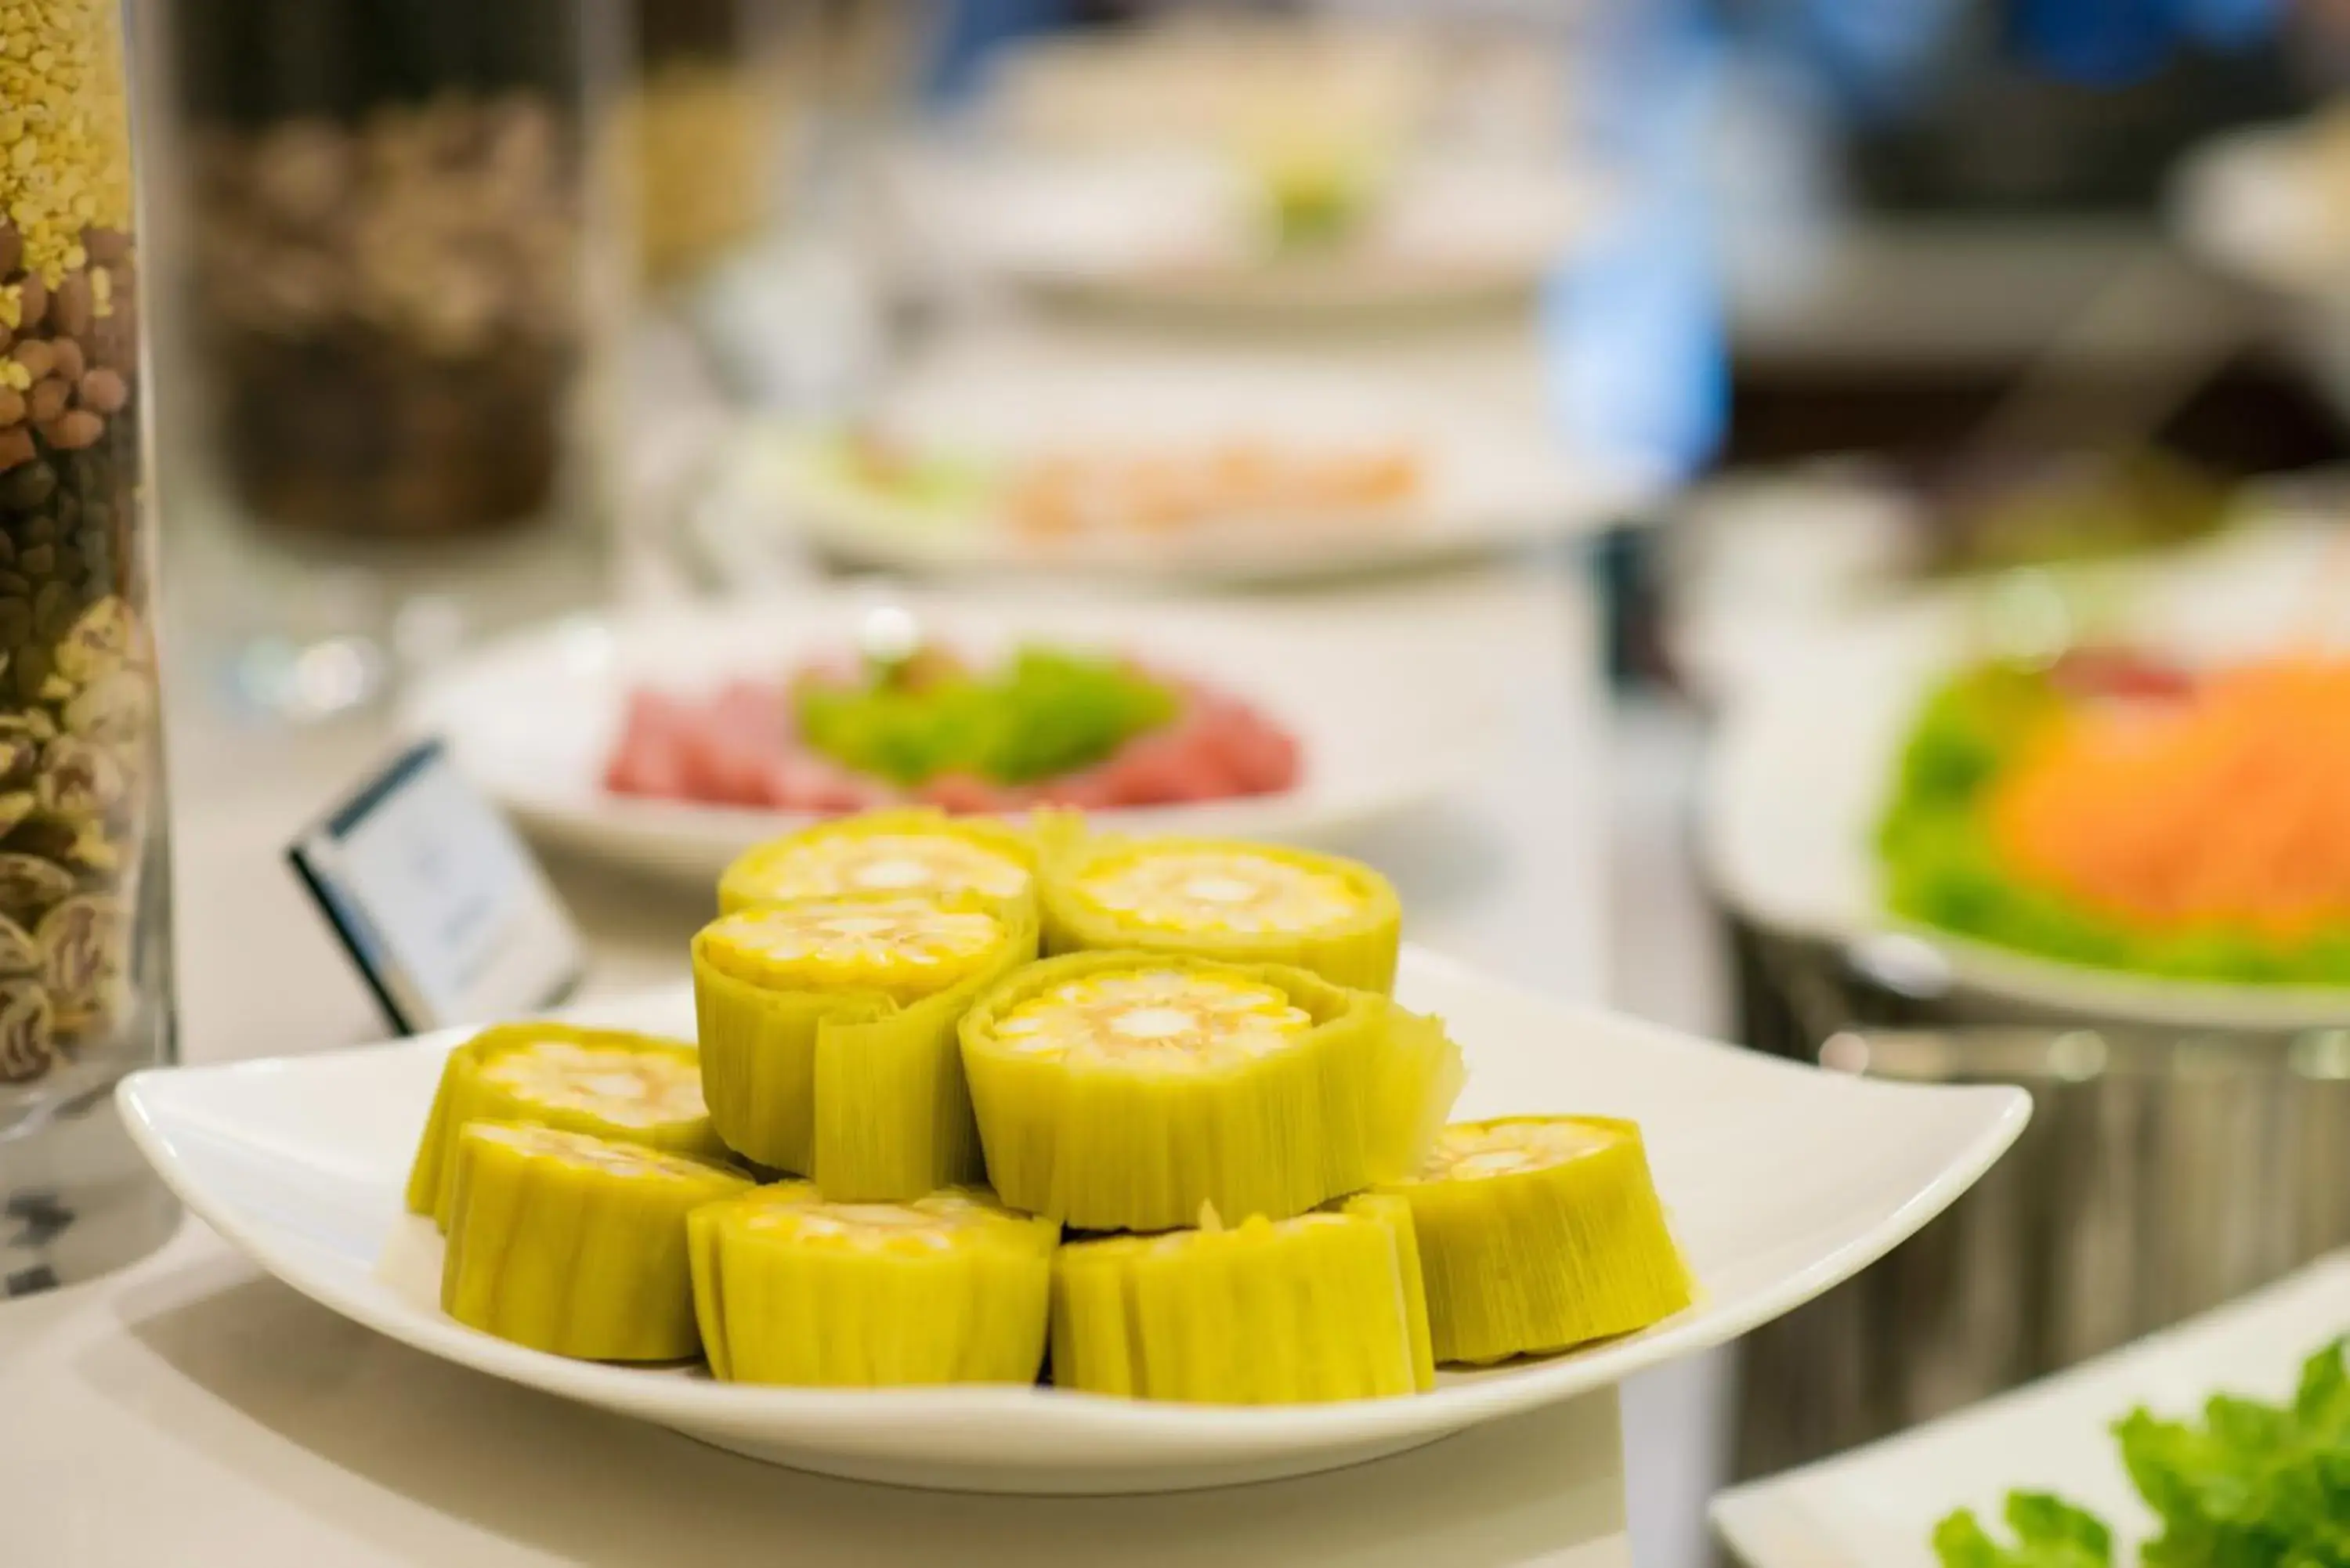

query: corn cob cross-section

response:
[440,1122,752,1360]
[718,810,1036,916]
[1051,1195,1431,1404]
[1379,1116,1691,1365]
[1041,836,1402,994]
[692,891,1039,1200]
[689,1181,1059,1386]
[405,1024,722,1232]
[959,951,1461,1233]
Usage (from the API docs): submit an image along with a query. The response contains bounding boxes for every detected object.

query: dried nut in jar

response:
[64,670,150,744]
[53,597,137,685]
[9,341,53,382]
[54,276,92,338]
[0,717,45,785]
[76,368,125,414]
[49,339,83,384]
[0,388,24,427]
[0,852,75,918]
[41,894,127,1023]
[13,645,50,703]
[43,413,103,451]
[0,794,38,841]
[27,378,67,425]
[0,461,55,509]
[63,820,119,876]
[0,912,41,976]
[37,736,125,818]
[0,978,56,1085]
[0,428,32,473]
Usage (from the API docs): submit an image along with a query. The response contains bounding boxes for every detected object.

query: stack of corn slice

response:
[414,812,1693,1398]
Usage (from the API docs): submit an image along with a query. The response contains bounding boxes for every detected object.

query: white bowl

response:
[1699,518,2350,1028]
[402,591,1502,884]
[118,948,2026,1495]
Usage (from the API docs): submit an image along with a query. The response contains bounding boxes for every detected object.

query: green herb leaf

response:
[1930,1496,2113,1568]
[794,645,1179,789]
[1930,1341,2350,1568]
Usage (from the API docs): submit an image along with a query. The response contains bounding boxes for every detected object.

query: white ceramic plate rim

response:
[117,948,2029,1458]
[401,592,1504,882]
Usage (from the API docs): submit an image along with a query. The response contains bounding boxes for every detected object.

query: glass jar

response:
[0,0,177,1280]
[625,0,810,292]
[168,0,603,541]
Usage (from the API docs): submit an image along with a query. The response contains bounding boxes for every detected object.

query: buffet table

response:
[0,560,1645,1565]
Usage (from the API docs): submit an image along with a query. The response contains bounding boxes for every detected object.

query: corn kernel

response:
[989,968,1311,1066]
[1069,849,1363,937]
[732,832,1029,905]
[698,898,1004,1000]
[475,1040,707,1128]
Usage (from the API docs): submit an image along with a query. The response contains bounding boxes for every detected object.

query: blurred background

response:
[10,0,2350,1563]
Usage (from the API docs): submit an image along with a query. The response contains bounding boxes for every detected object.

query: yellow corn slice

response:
[718,810,1036,915]
[1041,835,1402,993]
[959,951,1461,1233]
[1378,1116,1691,1365]
[1050,1202,1425,1404]
[440,1122,750,1361]
[692,891,1039,1200]
[688,1181,1058,1386]
[404,1024,721,1232]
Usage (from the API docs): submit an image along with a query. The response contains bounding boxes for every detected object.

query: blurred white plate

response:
[403,591,1503,883]
[2175,120,2350,421]
[1698,518,2350,1028]
[700,355,1654,587]
[2175,121,2347,298]
[896,146,1600,323]
[119,949,2027,1495]
[1712,1252,2350,1568]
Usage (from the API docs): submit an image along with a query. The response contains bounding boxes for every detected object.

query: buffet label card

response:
[289,739,584,1035]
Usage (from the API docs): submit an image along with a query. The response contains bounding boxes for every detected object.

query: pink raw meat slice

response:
[604,692,693,797]
[761,752,880,814]
[1210,713,1302,794]
[1092,732,1228,806]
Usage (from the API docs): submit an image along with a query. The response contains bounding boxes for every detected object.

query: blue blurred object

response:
[1792,0,1963,118]
[1547,0,1726,486]
[925,0,1077,103]
[1775,0,2280,101]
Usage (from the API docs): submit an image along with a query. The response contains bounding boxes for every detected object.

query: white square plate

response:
[1711,1253,2350,1567]
[118,948,2028,1495]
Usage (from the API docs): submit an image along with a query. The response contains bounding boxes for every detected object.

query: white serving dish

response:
[1698,516,2350,1028]
[695,351,1656,587]
[899,146,1600,323]
[402,590,1502,884]
[1712,1252,2350,1568]
[119,948,2026,1496]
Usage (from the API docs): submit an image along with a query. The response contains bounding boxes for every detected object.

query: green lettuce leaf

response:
[1931,1341,2350,1568]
